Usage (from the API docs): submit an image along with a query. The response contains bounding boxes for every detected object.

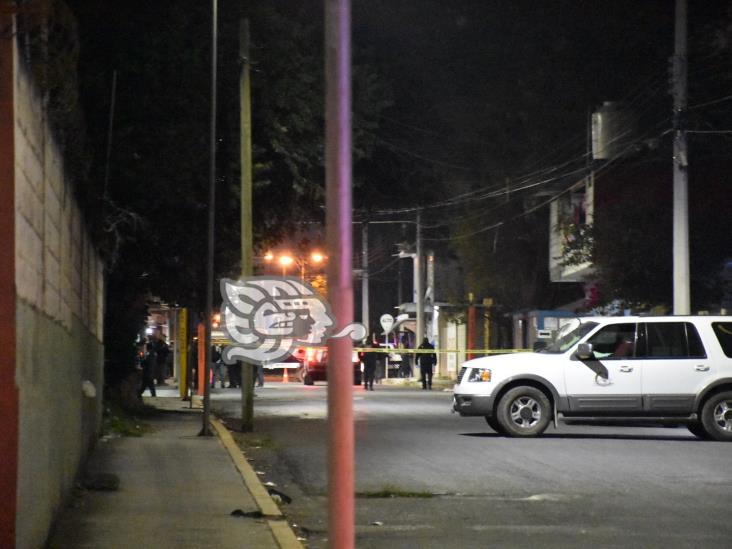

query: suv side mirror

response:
[576,343,594,360]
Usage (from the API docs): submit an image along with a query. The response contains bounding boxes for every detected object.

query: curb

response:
[380,378,455,391]
[209,418,303,549]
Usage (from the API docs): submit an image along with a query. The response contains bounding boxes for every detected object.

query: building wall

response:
[548,177,594,283]
[13,49,104,549]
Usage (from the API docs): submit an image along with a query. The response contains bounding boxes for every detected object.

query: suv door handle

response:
[695,365,710,372]
[619,365,633,373]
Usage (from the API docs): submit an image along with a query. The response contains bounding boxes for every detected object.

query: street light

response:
[265,251,327,280]
[278,254,295,276]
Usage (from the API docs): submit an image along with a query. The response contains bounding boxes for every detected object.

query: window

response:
[686,323,706,358]
[539,320,598,354]
[586,323,637,359]
[642,322,706,359]
[712,322,732,358]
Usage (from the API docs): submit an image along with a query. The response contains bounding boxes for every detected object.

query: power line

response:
[367,61,690,221]
[372,81,674,218]
[374,136,478,172]
[688,93,732,111]
[423,121,673,242]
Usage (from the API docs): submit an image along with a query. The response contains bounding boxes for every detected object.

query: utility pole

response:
[240,19,255,431]
[361,222,369,333]
[325,0,355,546]
[415,209,424,344]
[672,0,690,315]
[201,0,218,437]
[102,70,117,197]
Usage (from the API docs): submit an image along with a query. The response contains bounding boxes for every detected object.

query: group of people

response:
[360,334,437,391]
[210,345,259,389]
[139,333,438,396]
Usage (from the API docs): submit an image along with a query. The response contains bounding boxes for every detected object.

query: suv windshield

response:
[538,320,598,354]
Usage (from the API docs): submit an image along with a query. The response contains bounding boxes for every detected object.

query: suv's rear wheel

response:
[700,391,732,442]
[303,372,314,386]
[496,386,551,437]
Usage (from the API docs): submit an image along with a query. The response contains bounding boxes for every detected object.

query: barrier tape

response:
[210,336,530,356]
[346,347,528,355]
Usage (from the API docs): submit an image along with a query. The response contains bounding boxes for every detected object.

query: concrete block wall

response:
[14,55,105,549]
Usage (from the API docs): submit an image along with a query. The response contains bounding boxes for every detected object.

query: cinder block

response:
[15,254,42,308]
[18,133,43,195]
[44,210,61,260]
[44,179,62,230]
[16,172,44,234]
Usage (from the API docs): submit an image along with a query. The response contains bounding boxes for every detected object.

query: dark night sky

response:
[351,0,682,173]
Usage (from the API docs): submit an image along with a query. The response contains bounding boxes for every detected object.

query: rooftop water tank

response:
[591,101,637,160]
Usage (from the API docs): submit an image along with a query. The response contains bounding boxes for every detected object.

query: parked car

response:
[453,316,732,441]
[295,347,363,386]
[267,349,305,379]
[375,342,403,377]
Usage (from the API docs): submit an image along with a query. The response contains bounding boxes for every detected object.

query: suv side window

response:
[586,323,637,359]
[641,322,706,358]
[712,322,732,358]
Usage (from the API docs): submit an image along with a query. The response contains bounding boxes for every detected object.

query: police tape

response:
[353,347,529,354]
[209,336,529,355]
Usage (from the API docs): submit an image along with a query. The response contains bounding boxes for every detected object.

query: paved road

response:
[213,382,732,548]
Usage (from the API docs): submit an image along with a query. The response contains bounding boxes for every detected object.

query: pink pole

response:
[325,0,354,547]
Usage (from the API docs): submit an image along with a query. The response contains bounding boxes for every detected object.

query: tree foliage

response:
[68,0,395,379]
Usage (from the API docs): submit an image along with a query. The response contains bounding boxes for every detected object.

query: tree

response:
[69,0,395,384]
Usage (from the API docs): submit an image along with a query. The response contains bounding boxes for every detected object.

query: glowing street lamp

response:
[264,250,326,280]
[278,254,295,276]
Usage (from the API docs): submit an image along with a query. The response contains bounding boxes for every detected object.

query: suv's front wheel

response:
[496,386,551,437]
[484,416,504,434]
[700,391,732,442]
[686,421,711,440]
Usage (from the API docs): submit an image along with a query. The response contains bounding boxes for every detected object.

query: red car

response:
[294,347,362,386]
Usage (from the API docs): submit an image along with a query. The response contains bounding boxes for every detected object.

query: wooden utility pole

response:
[361,222,369,332]
[240,18,255,431]
[415,209,424,344]
[325,0,355,546]
[201,0,218,437]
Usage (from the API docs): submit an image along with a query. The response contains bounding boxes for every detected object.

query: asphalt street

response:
[212,382,731,548]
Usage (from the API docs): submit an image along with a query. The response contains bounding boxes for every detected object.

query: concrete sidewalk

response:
[47,392,301,549]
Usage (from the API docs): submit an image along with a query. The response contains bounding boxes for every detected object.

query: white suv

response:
[452,316,732,441]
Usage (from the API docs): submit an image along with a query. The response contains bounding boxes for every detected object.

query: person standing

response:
[360,333,379,391]
[417,337,436,390]
[139,342,157,398]
[228,361,241,388]
[398,333,412,378]
[211,345,226,388]
[255,364,264,387]
[153,336,170,385]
